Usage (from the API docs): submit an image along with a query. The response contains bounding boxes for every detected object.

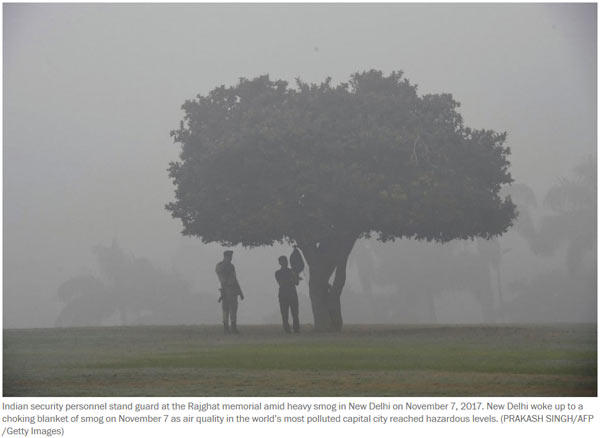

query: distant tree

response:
[167,70,516,331]
[533,156,596,275]
[55,275,115,327]
[55,242,201,327]
[502,183,538,242]
[94,240,198,325]
[478,182,539,319]
[93,240,138,324]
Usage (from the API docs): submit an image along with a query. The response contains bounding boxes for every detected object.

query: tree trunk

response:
[308,269,334,331]
[299,236,355,332]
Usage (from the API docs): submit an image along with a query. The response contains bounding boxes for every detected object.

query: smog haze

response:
[3,3,596,328]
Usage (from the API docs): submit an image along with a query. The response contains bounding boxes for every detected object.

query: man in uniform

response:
[275,255,300,334]
[215,250,244,334]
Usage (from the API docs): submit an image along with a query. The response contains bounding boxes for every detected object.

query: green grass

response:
[3,324,596,396]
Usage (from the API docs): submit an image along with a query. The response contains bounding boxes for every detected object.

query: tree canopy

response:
[167,70,516,249]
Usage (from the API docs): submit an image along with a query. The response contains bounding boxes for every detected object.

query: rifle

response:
[218,286,244,302]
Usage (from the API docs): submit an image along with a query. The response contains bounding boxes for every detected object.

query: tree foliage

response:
[167,70,516,248]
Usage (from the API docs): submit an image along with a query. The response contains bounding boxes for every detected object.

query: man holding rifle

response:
[215,250,244,334]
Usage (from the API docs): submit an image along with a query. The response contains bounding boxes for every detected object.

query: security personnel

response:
[215,250,244,334]
[275,255,300,333]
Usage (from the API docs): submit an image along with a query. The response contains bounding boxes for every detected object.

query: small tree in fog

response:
[55,275,115,327]
[533,156,596,275]
[166,71,516,331]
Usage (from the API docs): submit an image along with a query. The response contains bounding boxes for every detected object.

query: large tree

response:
[167,70,516,331]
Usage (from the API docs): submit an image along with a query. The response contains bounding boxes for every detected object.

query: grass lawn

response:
[3,324,596,396]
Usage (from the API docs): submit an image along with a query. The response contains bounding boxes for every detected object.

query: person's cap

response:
[224,250,234,256]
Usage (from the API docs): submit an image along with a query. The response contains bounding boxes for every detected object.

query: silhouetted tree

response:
[533,156,596,275]
[55,242,201,327]
[94,241,198,325]
[167,70,516,331]
[55,275,115,327]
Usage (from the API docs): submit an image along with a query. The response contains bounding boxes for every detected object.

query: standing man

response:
[215,250,244,334]
[275,255,300,334]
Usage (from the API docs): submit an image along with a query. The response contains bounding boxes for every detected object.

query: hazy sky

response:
[3,3,597,328]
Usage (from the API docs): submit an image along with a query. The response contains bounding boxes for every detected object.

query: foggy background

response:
[3,3,596,329]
